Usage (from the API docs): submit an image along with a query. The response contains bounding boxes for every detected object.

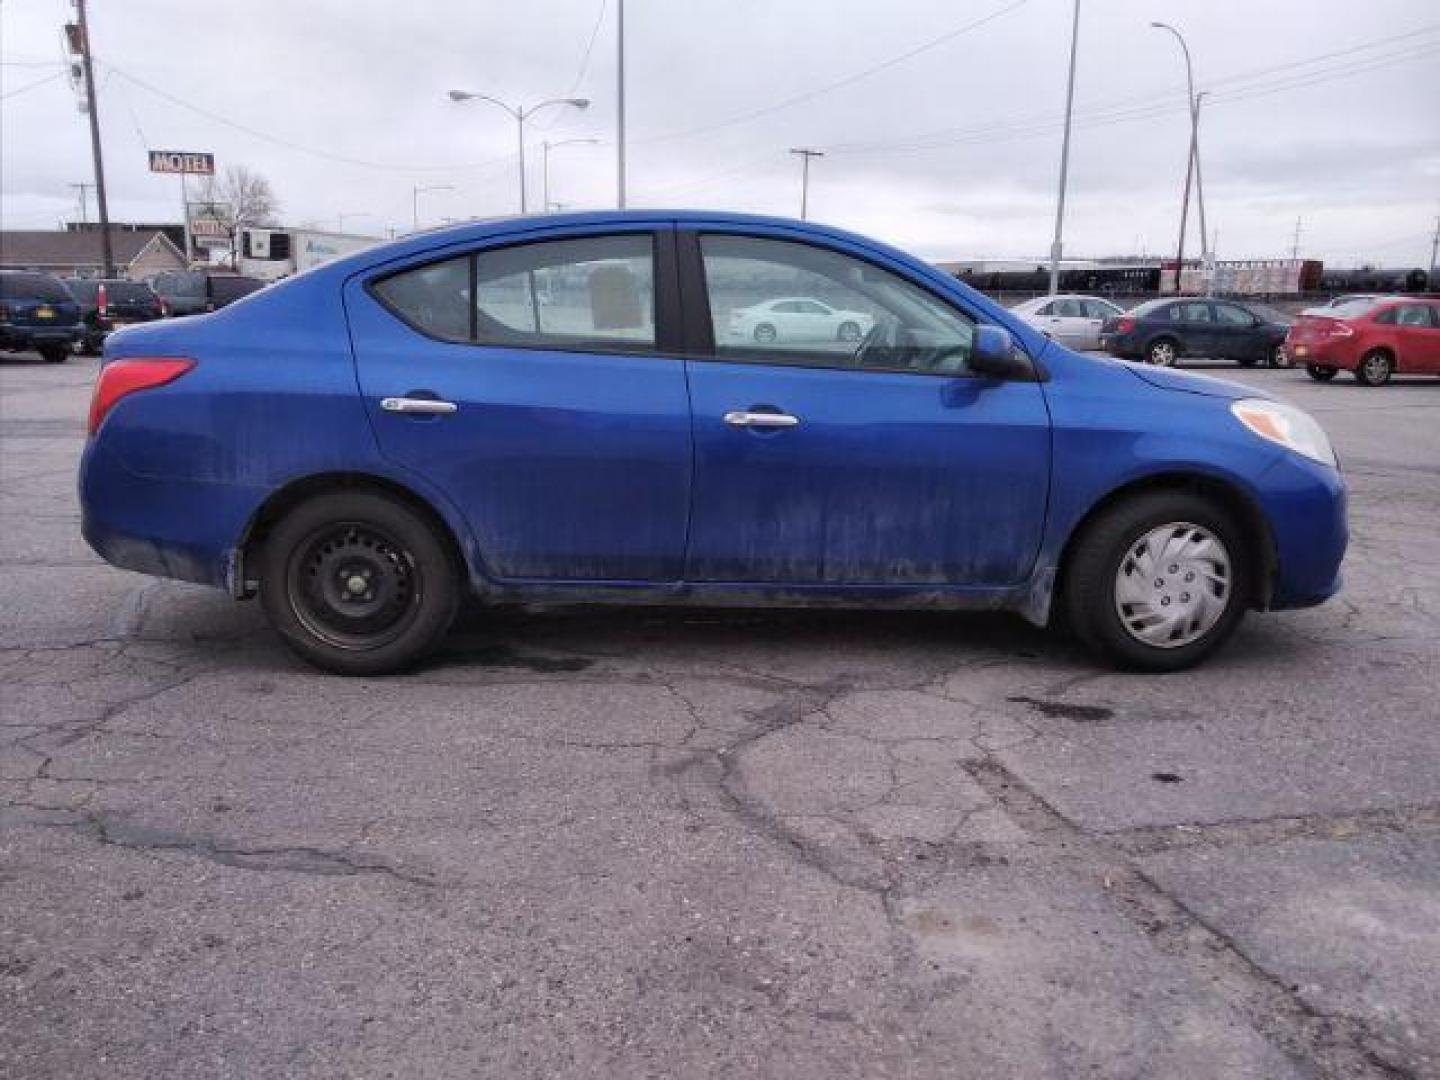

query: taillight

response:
[158,297,169,317]
[87,358,194,436]
[97,282,108,319]
[1115,317,1135,333]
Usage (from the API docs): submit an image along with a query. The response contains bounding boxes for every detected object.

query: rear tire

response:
[753,323,777,343]
[1269,345,1292,368]
[1146,338,1179,366]
[258,490,460,676]
[38,345,67,364]
[1236,356,1258,368]
[1306,364,1337,382]
[1354,349,1393,386]
[1062,490,1250,672]
[837,320,861,342]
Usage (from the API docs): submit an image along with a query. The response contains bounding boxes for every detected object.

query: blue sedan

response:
[80,211,1346,675]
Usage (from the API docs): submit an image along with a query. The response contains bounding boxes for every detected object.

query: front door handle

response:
[381,396,458,416]
[724,410,800,429]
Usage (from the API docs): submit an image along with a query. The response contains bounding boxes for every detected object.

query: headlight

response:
[1230,398,1337,468]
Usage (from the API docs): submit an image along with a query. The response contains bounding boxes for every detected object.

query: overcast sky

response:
[2,0,1437,266]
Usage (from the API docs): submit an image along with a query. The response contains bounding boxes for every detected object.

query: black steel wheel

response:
[259,490,459,675]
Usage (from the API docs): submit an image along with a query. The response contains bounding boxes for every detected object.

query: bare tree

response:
[194,165,279,267]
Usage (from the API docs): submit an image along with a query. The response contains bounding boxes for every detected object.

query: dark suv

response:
[63,278,167,354]
[149,270,265,316]
[0,271,84,363]
[1099,298,1292,368]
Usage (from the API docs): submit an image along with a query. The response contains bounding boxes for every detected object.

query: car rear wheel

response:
[753,323,777,343]
[1355,349,1393,386]
[1146,338,1178,366]
[1306,364,1338,382]
[1062,490,1250,671]
[38,345,68,364]
[259,490,460,676]
[836,320,862,342]
[1269,345,1292,368]
[1236,356,1258,368]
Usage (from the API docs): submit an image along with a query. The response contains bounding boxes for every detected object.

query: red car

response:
[1288,297,1440,385]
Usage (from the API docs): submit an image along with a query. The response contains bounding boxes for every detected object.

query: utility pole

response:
[1191,91,1210,294]
[1152,22,1202,295]
[73,0,114,276]
[1290,218,1303,261]
[790,148,824,220]
[68,182,92,224]
[1048,0,1081,296]
[1429,215,1439,278]
[616,0,627,209]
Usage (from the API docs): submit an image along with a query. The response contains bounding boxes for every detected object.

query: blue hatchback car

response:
[80,211,1346,675]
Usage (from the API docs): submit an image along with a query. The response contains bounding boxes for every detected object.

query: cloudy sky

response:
[2,0,1437,266]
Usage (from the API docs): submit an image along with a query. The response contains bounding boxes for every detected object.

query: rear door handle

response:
[381,396,458,416]
[724,410,800,428]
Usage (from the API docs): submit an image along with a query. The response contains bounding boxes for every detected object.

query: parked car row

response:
[1013,291,1440,385]
[0,268,265,362]
[1012,294,1292,368]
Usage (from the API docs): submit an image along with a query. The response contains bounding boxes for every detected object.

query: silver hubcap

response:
[1114,522,1231,649]
[1364,355,1387,381]
[1151,342,1175,365]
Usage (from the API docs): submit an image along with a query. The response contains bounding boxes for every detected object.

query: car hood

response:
[1121,362,1272,402]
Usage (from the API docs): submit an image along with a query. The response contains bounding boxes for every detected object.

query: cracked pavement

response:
[2,354,1437,1078]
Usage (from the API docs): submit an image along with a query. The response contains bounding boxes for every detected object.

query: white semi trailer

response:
[237,227,378,281]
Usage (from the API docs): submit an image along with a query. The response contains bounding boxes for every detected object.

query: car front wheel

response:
[836,320,862,342]
[1063,490,1250,671]
[1355,349,1393,386]
[259,490,460,676]
[753,323,777,343]
[1269,345,1292,368]
[1306,364,1338,382]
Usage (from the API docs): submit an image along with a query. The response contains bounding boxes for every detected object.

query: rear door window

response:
[372,234,658,352]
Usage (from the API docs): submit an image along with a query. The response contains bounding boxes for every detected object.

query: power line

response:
[0,70,63,100]
[632,0,1029,147]
[823,24,1440,156]
[106,64,520,174]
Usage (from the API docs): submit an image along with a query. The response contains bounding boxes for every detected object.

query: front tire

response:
[1269,345,1292,368]
[836,320,861,342]
[753,323,777,344]
[259,490,460,676]
[1306,364,1337,382]
[38,345,67,364]
[1062,490,1250,671]
[1355,349,1393,386]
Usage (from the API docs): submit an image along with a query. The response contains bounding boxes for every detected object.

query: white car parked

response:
[727,297,875,345]
[1010,294,1124,351]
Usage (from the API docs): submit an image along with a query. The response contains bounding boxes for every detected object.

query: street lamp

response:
[335,211,369,233]
[412,184,454,231]
[542,138,600,211]
[789,148,824,220]
[447,91,590,213]
[1151,21,1209,294]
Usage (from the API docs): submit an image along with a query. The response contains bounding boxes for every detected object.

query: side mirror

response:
[969,325,1033,381]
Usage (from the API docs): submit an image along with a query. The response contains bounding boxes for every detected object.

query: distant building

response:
[0,227,187,279]
[65,220,188,256]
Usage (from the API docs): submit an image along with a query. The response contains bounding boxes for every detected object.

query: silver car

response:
[1011,294,1124,351]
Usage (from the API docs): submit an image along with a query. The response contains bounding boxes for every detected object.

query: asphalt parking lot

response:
[2,351,1437,1079]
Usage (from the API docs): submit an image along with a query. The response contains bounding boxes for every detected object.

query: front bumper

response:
[1256,451,1348,610]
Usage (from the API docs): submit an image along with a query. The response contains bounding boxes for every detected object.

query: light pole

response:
[412,185,453,231]
[335,212,369,233]
[617,0,626,208]
[448,91,590,213]
[1047,0,1081,296]
[542,139,600,211]
[789,148,824,220]
[1151,21,1208,294]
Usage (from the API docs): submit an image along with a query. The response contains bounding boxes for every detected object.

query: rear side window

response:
[0,273,72,302]
[106,282,156,302]
[1171,302,1211,323]
[1213,303,1253,326]
[1082,299,1119,319]
[1394,305,1434,328]
[372,234,657,352]
[209,276,264,304]
[65,280,99,301]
